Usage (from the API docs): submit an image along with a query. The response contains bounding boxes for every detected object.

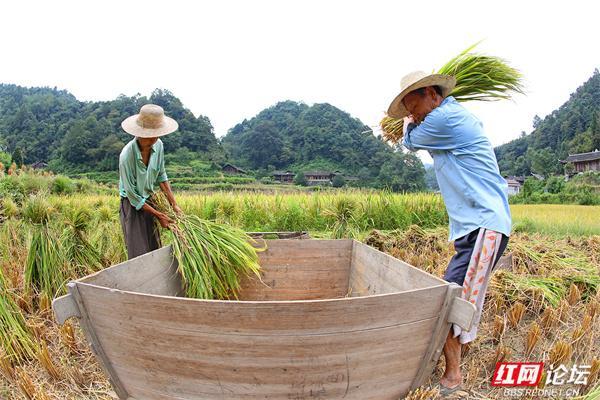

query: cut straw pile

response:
[381,42,525,143]
[152,193,264,299]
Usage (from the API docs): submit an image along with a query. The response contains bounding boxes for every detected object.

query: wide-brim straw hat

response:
[121,104,179,138]
[387,71,456,119]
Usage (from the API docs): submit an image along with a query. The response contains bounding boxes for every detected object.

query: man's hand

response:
[173,204,183,215]
[157,213,174,229]
[403,115,415,136]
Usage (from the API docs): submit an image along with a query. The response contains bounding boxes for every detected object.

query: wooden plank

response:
[52,293,80,325]
[79,246,182,297]
[410,283,462,390]
[81,299,437,400]
[239,239,353,300]
[77,282,448,336]
[68,283,130,399]
[239,262,350,300]
[349,241,446,296]
[448,297,477,331]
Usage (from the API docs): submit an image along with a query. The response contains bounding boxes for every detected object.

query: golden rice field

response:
[511,204,600,236]
[39,192,600,236]
[1,190,599,399]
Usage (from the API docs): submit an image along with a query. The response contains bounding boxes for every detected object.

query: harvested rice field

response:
[1,192,599,399]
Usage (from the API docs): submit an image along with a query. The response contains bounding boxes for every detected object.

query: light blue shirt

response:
[119,138,168,210]
[403,96,511,241]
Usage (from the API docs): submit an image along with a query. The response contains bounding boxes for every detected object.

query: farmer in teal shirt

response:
[387,71,511,397]
[119,104,181,259]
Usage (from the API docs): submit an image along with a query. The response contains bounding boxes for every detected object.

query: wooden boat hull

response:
[53,239,475,399]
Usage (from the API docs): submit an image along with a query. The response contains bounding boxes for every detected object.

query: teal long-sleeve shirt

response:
[119,138,168,210]
[402,96,511,241]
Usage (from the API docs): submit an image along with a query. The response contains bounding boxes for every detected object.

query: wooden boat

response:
[53,239,475,400]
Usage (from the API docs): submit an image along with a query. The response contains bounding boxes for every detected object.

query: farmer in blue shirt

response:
[119,104,182,259]
[387,71,511,396]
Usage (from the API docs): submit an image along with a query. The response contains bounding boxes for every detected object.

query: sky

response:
[1,0,599,161]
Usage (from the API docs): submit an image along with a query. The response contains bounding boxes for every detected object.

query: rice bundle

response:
[23,195,66,306]
[152,193,264,299]
[381,42,525,143]
[323,197,360,239]
[0,268,36,362]
[62,207,105,274]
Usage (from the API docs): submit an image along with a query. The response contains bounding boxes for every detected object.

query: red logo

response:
[491,362,544,387]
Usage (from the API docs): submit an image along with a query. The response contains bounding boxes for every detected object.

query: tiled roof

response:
[566,150,600,163]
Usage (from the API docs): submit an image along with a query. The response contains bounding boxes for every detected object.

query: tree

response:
[591,111,600,151]
[529,148,557,177]
[237,121,286,169]
[331,174,346,188]
[11,147,24,167]
[377,153,426,192]
[59,120,96,166]
[294,172,307,186]
[0,151,12,169]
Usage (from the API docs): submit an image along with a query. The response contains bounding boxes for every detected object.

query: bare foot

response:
[440,374,462,389]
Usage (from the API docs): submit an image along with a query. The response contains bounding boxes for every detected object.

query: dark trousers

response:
[120,197,161,259]
[443,228,509,286]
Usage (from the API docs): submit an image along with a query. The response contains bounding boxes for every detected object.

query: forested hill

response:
[0,84,221,172]
[0,85,426,191]
[495,69,600,176]
[222,100,426,190]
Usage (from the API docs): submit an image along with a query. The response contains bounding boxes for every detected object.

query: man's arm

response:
[402,108,459,151]
[156,146,182,215]
[159,180,182,215]
[119,155,173,228]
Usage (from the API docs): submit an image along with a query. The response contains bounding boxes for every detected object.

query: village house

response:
[506,178,521,196]
[304,171,335,186]
[504,176,525,196]
[273,170,355,186]
[272,171,295,184]
[564,150,600,173]
[221,163,247,175]
[30,161,48,169]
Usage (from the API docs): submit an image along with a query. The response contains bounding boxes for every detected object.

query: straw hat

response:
[121,104,179,138]
[387,71,456,119]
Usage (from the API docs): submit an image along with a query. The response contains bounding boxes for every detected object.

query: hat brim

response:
[387,74,457,119]
[121,115,179,137]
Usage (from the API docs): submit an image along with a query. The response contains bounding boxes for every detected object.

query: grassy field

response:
[1,186,600,398]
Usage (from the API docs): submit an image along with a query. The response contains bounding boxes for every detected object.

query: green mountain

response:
[222,101,426,191]
[0,85,425,191]
[0,84,222,172]
[495,69,600,176]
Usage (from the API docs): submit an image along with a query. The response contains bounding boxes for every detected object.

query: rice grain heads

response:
[152,193,265,299]
[381,42,524,143]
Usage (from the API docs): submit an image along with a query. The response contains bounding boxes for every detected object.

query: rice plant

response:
[153,193,265,299]
[61,207,105,274]
[323,196,360,239]
[0,268,36,362]
[381,42,524,143]
[23,195,66,307]
[549,340,573,366]
[525,322,541,357]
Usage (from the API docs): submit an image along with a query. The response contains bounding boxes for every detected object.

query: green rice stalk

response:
[381,42,524,143]
[323,197,360,239]
[61,208,105,274]
[24,225,67,304]
[23,195,67,304]
[152,193,265,299]
[0,268,36,362]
